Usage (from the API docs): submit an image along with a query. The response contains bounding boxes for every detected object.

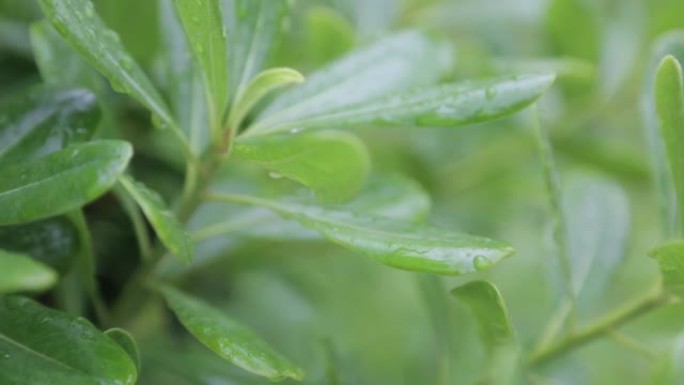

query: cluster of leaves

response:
[2,0,684,384]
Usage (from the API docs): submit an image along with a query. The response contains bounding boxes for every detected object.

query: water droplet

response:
[195,43,205,54]
[485,87,497,100]
[120,56,135,71]
[269,172,283,179]
[152,114,168,130]
[83,1,95,18]
[288,127,301,134]
[473,255,492,271]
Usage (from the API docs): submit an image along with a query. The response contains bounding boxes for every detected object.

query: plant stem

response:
[528,288,671,366]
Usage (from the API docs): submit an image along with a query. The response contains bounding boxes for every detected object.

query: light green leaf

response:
[233,130,370,202]
[207,194,514,275]
[546,0,600,62]
[451,280,514,353]
[37,0,186,147]
[158,285,304,381]
[0,140,132,225]
[250,74,555,135]
[650,241,684,297]
[655,55,684,233]
[173,0,228,127]
[0,86,99,166]
[118,175,192,264]
[256,30,453,130]
[305,6,355,67]
[0,249,57,293]
[222,0,288,98]
[0,295,137,384]
[104,328,141,373]
[229,67,304,131]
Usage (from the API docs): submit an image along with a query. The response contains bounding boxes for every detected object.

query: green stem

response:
[529,288,671,366]
[115,185,154,262]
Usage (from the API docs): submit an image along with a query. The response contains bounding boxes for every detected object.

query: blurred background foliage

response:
[2,0,684,384]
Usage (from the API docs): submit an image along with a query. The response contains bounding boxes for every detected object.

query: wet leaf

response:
[0,296,137,384]
[0,249,57,293]
[0,140,132,225]
[158,285,303,381]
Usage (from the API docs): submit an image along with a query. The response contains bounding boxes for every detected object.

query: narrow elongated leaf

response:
[0,86,99,165]
[562,174,630,311]
[0,296,137,384]
[158,285,303,381]
[250,74,555,135]
[655,55,684,231]
[0,249,57,293]
[229,67,304,131]
[650,241,684,297]
[208,194,514,275]
[118,175,192,264]
[256,30,452,129]
[0,140,132,225]
[173,0,228,124]
[451,280,514,353]
[233,130,370,202]
[38,0,183,139]
[222,0,288,97]
[105,328,141,373]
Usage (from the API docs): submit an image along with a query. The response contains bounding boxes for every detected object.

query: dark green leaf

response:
[256,30,452,130]
[173,0,228,125]
[655,55,684,232]
[105,328,141,373]
[451,280,514,353]
[0,86,99,166]
[0,140,132,225]
[118,175,192,264]
[0,249,57,293]
[233,130,370,202]
[250,74,555,135]
[0,295,137,384]
[158,285,304,381]
[208,194,514,275]
[650,241,684,297]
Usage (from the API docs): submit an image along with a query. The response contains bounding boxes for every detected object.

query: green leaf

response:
[650,241,684,297]
[546,0,600,62]
[222,0,288,98]
[562,174,630,312]
[256,30,452,130]
[233,130,370,202]
[118,175,192,264]
[451,280,514,353]
[0,295,137,384]
[0,249,57,293]
[207,194,514,275]
[305,6,355,67]
[250,74,556,135]
[0,86,100,166]
[104,328,141,373]
[158,285,304,381]
[655,55,684,233]
[173,0,228,126]
[0,140,132,225]
[229,67,304,131]
[37,0,185,145]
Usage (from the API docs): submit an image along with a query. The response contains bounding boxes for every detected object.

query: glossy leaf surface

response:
[118,175,192,264]
[210,195,514,275]
[251,74,555,135]
[233,130,370,202]
[158,285,303,381]
[0,140,132,225]
[0,249,57,293]
[0,296,137,385]
[0,86,99,166]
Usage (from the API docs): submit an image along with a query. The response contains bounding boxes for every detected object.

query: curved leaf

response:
[118,175,192,264]
[104,328,140,373]
[250,74,555,135]
[158,285,303,381]
[655,55,684,232]
[233,130,370,202]
[207,194,514,275]
[0,140,132,225]
[0,86,99,166]
[0,296,137,385]
[0,249,57,293]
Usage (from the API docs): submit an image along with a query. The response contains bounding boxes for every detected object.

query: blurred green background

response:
[3,0,684,384]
